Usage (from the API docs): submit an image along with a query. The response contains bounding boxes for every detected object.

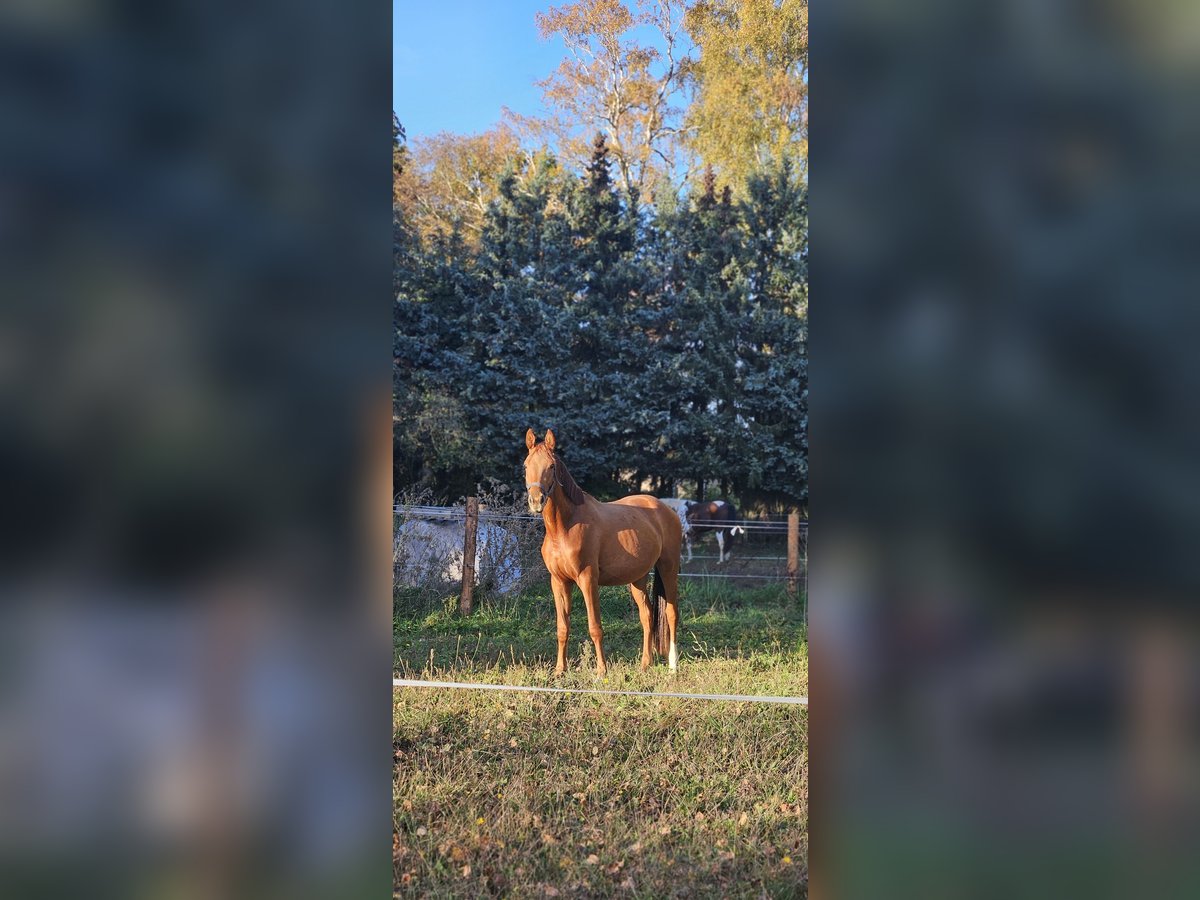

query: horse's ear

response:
[525,428,537,451]
[545,429,556,451]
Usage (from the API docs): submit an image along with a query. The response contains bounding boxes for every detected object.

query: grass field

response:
[393,579,808,898]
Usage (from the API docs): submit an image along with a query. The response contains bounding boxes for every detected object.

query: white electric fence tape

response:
[393,677,807,706]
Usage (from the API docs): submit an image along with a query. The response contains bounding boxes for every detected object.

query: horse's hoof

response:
[553,667,565,678]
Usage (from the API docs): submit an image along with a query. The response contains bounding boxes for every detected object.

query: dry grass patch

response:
[394,582,807,897]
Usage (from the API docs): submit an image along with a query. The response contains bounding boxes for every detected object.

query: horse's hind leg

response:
[628,576,653,670]
[658,557,682,671]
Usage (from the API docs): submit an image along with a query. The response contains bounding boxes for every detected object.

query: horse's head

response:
[523,428,558,514]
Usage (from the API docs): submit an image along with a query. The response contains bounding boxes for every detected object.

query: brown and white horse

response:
[686,499,745,564]
[524,429,683,675]
[656,498,696,562]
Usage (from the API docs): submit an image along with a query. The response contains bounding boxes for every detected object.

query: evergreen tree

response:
[437,153,584,491]
[392,131,808,510]
[728,159,808,506]
[640,167,747,498]
[557,133,653,492]
[394,218,483,497]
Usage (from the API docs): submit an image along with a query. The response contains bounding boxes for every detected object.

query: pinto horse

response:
[686,499,745,564]
[656,498,696,562]
[524,429,683,675]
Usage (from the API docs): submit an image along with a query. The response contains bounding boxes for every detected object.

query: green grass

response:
[394,581,807,898]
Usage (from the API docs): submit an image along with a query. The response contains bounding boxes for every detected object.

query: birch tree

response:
[511,0,695,203]
[394,126,525,246]
[685,0,808,191]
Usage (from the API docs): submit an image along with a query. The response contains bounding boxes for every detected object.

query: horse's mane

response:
[553,452,587,506]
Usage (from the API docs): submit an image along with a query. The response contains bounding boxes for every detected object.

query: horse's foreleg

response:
[577,570,608,677]
[629,577,653,671]
[684,534,693,563]
[551,575,572,675]
[716,530,726,564]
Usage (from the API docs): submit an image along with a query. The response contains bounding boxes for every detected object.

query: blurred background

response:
[0,1,391,898]
[813,1,1200,898]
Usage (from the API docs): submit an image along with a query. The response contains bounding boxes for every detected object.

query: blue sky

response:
[393,1,564,139]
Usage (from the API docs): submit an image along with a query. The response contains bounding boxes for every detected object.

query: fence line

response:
[395,499,808,699]
[684,555,790,562]
[686,521,805,531]
[396,504,807,532]
[396,499,807,599]
[393,677,807,706]
[397,505,542,522]
[680,572,791,580]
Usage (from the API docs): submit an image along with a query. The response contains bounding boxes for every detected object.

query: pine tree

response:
[557,133,653,492]
[728,159,808,506]
[639,170,743,498]
[698,165,717,211]
[394,208,485,497]
[392,130,808,509]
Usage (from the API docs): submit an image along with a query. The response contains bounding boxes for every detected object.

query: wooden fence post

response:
[459,497,479,616]
[787,509,800,600]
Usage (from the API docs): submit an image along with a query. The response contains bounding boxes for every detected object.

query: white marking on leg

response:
[669,639,678,670]
[716,530,725,564]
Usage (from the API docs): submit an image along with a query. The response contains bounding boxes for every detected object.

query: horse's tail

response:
[651,564,671,656]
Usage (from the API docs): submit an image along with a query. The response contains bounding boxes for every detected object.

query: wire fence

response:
[392,506,805,532]
[393,496,808,705]
[396,505,806,530]
[394,499,807,610]
[392,677,807,706]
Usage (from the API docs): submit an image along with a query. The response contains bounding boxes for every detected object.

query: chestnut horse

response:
[524,429,683,675]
